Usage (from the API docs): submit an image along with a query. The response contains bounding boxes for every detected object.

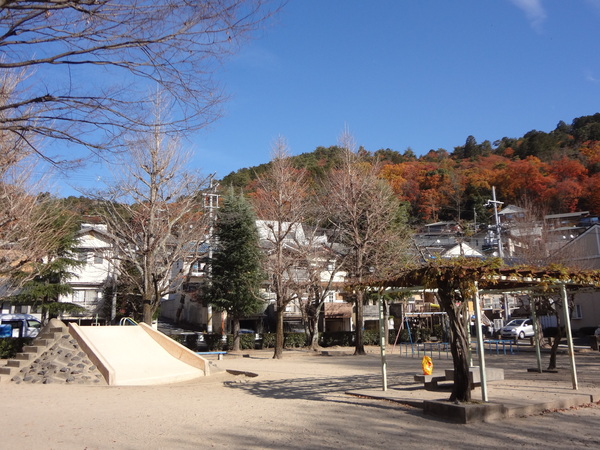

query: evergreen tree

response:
[10,209,85,322]
[209,188,265,351]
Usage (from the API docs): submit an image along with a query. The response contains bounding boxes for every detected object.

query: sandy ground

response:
[1,346,600,449]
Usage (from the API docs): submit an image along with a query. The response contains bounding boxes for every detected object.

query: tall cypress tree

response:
[209,188,265,351]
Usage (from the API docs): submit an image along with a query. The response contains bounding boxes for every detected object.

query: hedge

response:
[0,338,32,359]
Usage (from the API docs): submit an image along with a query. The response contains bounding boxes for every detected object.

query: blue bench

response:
[196,351,226,360]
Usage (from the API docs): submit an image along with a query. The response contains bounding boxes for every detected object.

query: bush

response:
[416,327,432,342]
[0,338,32,359]
[204,333,224,351]
[388,329,414,344]
[432,324,447,341]
[285,332,308,348]
[261,333,275,348]
[363,330,379,346]
[319,331,353,347]
[226,333,256,350]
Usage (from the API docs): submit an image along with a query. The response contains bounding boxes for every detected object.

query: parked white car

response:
[0,314,41,338]
[500,318,534,341]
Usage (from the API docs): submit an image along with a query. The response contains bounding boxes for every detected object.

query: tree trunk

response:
[438,288,471,402]
[142,300,154,325]
[447,314,472,402]
[232,318,241,352]
[307,300,323,351]
[354,291,365,355]
[175,295,185,324]
[547,326,563,370]
[273,306,285,359]
[308,311,319,351]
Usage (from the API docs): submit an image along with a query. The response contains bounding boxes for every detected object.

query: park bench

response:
[413,373,448,390]
[196,351,227,360]
[415,366,504,390]
[445,366,505,387]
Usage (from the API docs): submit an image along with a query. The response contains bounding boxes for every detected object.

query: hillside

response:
[221,113,600,224]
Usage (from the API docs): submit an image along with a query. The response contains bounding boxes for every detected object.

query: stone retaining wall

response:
[11,332,106,385]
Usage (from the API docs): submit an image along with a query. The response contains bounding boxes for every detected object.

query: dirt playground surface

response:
[2,346,599,449]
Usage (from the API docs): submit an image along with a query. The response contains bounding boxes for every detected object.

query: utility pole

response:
[204,175,219,333]
[486,186,504,259]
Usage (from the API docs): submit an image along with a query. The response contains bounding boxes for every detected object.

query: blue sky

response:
[56,0,600,196]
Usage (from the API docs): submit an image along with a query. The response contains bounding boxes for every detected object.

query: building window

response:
[78,252,88,262]
[84,290,99,305]
[94,253,103,264]
[74,290,99,306]
[573,304,583,319]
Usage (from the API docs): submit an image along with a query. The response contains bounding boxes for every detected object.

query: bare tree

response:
[251,138,310,359]
[0,68,76,287]
[0,0,280,163]
[325,130,409,355]
[293,222,345,351]
[96,98,210,325]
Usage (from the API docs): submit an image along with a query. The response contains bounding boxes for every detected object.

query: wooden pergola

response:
[370,265,600,402]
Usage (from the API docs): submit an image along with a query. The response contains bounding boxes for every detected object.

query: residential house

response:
[552,224,600,331]
[162,219,352,335]
[58,223,117,324]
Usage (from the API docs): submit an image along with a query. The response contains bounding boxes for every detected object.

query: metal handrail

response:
[119,317,138,326]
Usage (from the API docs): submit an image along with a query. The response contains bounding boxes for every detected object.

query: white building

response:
[58,223,117,323]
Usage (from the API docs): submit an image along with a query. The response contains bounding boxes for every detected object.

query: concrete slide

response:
[70,322,209,386]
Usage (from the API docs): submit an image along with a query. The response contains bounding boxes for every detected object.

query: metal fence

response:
[392,341,452,359]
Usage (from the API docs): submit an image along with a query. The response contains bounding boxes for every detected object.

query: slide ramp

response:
[70,323,208,386]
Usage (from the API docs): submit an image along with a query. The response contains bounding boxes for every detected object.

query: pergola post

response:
[473,281,488,402]
[560,284,578,390]
[378,291,388,391]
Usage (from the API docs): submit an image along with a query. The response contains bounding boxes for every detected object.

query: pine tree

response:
[11,210,85,322]
[209,188,265,351]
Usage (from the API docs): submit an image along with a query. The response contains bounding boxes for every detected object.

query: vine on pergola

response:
[380,258,600,403]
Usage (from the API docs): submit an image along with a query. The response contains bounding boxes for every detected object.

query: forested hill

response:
[221,113,600,224]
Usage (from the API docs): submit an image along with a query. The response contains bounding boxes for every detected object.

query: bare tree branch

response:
[92,94,211,324]
[0,0,281,163]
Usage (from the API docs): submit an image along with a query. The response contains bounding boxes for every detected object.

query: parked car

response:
[239,329,261,341]
[0,314,42,338]
[500,318,534,341]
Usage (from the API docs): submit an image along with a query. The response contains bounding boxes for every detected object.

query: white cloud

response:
[510,0,547,32]
[584,0,600,14]
[585,70,600,83]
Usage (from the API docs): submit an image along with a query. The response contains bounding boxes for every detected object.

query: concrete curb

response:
[346,386,598,423]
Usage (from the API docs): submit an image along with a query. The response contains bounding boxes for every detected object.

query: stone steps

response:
[0,324,68,383]
[2,321,105,385]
